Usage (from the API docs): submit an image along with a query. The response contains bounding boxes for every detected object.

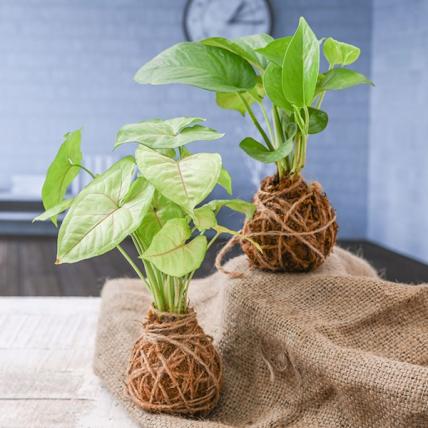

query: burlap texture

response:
[94,247,428,427]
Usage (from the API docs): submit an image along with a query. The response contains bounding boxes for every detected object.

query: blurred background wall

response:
[2,0,426,263]
[369,0,428,264]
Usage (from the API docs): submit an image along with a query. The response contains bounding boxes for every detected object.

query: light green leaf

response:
[239,136,294,164]
[135,192,184,248]
[256,36,292,66]
[57,157,154,263]
[135,145,222,212]
[323,37,360,67]
[33,198,74,224]
[42,129,82,225]
[282,17,320,107]
[193,206,217,230]
[216,78,264,115]
[142,218,207,277]
[135,42,257,93]
[204,199,255,220]
[115,117,223,149]
[218,167,232,194]
[263,63,292,111]
[307,107,328,134]
[202,34,273,70]
[316,68,373,93]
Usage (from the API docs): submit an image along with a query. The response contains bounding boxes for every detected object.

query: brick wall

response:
[0,0,372,236]
[369,0,428,263]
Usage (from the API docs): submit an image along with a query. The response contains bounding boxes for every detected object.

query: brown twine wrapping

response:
[216,175,338,275]
[126,307,223,416]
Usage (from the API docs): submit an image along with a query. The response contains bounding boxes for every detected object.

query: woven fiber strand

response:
[94,247,428,427]
[126,307,222,416]
[241,175,338,272]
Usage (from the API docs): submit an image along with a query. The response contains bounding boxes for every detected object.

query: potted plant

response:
[133,17,373,272]
[34,117,254,415]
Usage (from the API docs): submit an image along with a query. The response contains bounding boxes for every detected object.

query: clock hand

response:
[227,1,246,24]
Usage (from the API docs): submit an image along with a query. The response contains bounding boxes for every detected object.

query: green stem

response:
[315,64,334,110]
[238,93,273,150]
[116,244,148,286]
[69,161,96,179]
[258,102,274,143]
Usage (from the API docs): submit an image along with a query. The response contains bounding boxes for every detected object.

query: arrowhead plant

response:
[35,118,254,313]
[134,17,373,178]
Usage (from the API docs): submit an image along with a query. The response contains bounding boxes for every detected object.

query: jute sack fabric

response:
[94,247,428,427]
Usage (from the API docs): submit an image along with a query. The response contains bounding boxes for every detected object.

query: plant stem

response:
[258,101,274,144]
[238,93,273,150]
[116,244,148,286]
[69,161,96,179]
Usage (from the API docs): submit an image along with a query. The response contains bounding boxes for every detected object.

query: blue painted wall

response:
[0,0,372,236]
[369,0,428,263]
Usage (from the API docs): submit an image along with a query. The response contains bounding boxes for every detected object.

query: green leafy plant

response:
[134,17,373,178]
[35,118,254,313]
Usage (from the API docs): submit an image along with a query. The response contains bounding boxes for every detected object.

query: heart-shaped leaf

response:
[33,198,74,224]
[204,199,255,220]
[193,206,217,230]
[57,157,154,263]
[307,107,329,134]
[135,145,222,212]
[115,117,223,149]
[323,37,360,67]
[142,218,207,277]
[316,68,373,93]
[256,36,292,66]
[282,17,320,107]
[239,137,294,164]
[263,63,292,111]
[135,42,257,93]
[42,129,82,225]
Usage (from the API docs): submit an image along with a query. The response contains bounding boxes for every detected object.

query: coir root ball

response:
[126,307,223,416]
[241,175,338,273]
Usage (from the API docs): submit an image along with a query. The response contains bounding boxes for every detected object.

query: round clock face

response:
[183,0,273,41]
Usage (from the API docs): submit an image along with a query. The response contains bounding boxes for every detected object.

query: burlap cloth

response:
[94,247,428,427]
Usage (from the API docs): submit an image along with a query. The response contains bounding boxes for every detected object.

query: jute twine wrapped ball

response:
[241,175,338,272]
[126,307,223,416]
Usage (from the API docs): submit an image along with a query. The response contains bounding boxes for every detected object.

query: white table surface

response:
[0,298,138,428]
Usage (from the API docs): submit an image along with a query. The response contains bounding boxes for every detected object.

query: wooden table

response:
[0,298,137,428]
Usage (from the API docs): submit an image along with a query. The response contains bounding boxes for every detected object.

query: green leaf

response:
[42,129,82,225]
[33,198,74,224]
[135,42,257,93]
[282,17,320,107]
[239,136,294,164]
[115,117,223,149]
[204,199,255,220]
[135,192,184,248]
[256,36,292,66]
[316,68,373,93]
[218,167,232,194]
[202,33,273,70]
[142,218,207,277]
[263,63,292,111]
[323,37,360,67]
[193,206,217,230]
[307,107,328,134]
[216,78,264,115]
[57,157,154,263]
[135,145,222,212]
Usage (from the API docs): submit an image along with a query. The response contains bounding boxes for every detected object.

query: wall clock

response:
[183,0,273,41]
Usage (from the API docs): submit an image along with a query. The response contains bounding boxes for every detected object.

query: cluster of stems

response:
[71,159,220,314]
[237,91,326,180]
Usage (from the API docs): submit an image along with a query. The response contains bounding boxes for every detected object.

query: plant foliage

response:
[135,17,373,177]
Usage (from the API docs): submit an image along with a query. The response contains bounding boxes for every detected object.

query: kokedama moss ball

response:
[126,307,223,416]
[241,175,338,273]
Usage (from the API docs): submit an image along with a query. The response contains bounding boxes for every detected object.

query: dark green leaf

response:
[135,42,257,93]
[282,17,320,107]
[307,107,328,134]
[239,136,294,163]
